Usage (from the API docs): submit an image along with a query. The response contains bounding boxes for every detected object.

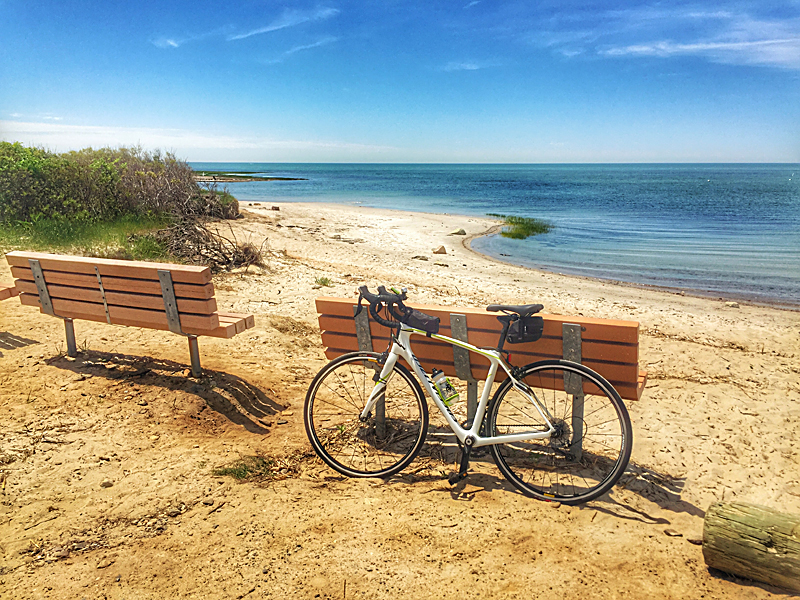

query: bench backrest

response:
[7,251,240,338]
[316,296,646,401]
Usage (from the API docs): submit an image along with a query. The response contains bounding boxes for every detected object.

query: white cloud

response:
[228,7,339,41]
[0,120,397,161]
[442,61,486,71]
[522,4,800,69]
[285,36,338,56]
[152,38,180,49]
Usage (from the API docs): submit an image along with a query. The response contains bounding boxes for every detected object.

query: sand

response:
[0,201,798,599]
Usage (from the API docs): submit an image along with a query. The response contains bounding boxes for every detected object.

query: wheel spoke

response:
[489,362,631,504]
[306,354,428,478]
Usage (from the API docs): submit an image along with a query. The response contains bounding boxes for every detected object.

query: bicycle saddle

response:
[486,303,544,317]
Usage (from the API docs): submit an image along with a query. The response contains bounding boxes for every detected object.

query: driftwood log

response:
[703,502,800,592]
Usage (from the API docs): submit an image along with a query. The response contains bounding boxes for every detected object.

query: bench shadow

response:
[0,331,40,357]
[50,350,286,435]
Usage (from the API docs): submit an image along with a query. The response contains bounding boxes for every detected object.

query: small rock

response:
[434,262,449,267]
[411,255,428,261]
[664,528,682,537]
[687,537,703,546]
[271,206,280,211]
[65,356,76,362]
[100,480,113,488]
[149,435,159,441]
[166,508,181,517]
[277,419,288,425]
[97,558,115,569]
[137,399,148,406]
[262,567,269,574]
[433,246,447,255]
[284,411,294,416]
[549,502,562,508]
[449,228,467,236]
[725,301,740,308]
[52,547,70,559]
[104,363,117,370]
[202,498,215,506]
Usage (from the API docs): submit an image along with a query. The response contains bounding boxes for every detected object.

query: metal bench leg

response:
[563,323,584,460]
[187,335,202,377]
[570,391,585,462]
[64,318,77,357]
[467,380,478,421]
[353,305,385,433]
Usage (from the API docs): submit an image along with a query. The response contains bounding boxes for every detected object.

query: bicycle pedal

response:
[447,472,468,486]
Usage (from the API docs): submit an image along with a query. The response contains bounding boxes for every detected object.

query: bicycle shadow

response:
[48,350,286,435]
[406,426,704,520]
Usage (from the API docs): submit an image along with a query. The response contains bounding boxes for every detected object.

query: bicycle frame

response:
[359,323,555,448]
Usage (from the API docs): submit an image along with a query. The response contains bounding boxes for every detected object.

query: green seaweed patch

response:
[487,214,553,239]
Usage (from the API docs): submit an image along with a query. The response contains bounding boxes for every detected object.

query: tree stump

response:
[703,501,800,592]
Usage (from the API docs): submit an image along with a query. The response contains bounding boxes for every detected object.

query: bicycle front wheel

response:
[487,360,632,504]
[304,352,429,478]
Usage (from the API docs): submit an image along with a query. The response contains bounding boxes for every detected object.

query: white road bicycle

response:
[304,286,632,504]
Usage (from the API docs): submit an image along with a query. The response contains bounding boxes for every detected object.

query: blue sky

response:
[1,1,798,162]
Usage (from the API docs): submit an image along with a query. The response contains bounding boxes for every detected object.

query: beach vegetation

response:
[487,213,553,239]
[213,455,275,480]
[315,276,333,287]
[0,142,262,270]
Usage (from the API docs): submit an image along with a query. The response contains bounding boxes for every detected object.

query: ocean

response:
[190,163,800,308]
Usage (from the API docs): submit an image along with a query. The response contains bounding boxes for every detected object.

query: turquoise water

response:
[191,163,800,307]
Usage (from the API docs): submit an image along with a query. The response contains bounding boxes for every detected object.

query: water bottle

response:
[432,369,459,407]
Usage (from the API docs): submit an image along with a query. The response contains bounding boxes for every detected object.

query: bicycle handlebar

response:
[357,285,409,329]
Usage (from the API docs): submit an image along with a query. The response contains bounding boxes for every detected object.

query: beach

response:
[1,201,799,598]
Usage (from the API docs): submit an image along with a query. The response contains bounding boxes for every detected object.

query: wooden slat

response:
[11,266,215,299]
[317,315,639,365]
[14,280,217,315]
[218,312,255,331]
[0,285,18,301]
[316,297,640,344]
[6,251,211,285]
[320,331,640,386]
[315,296,645,401]
[19,293,219,333]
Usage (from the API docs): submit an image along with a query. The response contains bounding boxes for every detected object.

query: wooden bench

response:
[0,285,18,301]
[316,296,646,416]
[6,251,254,376]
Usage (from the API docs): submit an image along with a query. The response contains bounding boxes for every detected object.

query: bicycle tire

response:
[487,359,632,504]
[304,352,429,478]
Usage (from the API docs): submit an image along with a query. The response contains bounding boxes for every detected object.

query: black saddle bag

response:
[506,315,544,344]
[403,309,440,334]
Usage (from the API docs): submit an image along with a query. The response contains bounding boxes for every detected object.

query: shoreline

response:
[243,200,800,313]
[464,230,800,312]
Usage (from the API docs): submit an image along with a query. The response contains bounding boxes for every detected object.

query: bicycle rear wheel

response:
[304,352,429,478]
[487,360,632,504]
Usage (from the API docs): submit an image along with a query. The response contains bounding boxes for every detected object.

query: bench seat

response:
[6,251,254,374]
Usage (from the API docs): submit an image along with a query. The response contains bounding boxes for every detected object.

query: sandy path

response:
[0,202,798,599]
